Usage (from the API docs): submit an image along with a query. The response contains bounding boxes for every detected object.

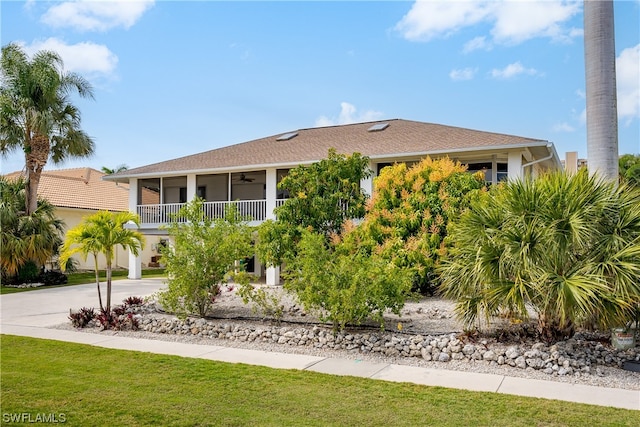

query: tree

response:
[584,0,619,180]
[1,43,95,215]
[619,154,640,187]
[59,211,144,314]
[342,157,485,294]
[256,149,372,268]
[439,170,640,340]
[158,199,254,318]
[101,164,128,175]
[275,148,372,237]
[1,175,64,279]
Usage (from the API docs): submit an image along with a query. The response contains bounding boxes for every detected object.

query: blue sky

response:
[1,0,639,174]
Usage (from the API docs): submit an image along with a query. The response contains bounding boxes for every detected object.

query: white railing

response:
[137,200,267,225]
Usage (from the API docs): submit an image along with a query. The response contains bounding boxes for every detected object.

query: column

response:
[265,168,277,219]
[128,178,142,279]
[187,174,197,200]
[508,151,523,181]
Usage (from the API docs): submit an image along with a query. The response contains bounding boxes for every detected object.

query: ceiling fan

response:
[234,173,255,183]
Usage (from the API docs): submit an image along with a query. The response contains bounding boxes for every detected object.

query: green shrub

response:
[158,199,254,319]
[285,230,413,332]
[345,157,484,295]
[439,170,640,340]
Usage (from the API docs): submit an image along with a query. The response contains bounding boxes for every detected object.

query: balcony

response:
[137,199,288,227]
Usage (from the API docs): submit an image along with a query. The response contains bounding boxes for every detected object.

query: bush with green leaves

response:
[285,230,413,332]
[158,199,254,319]
[439,169,640,340]
[257,149,372,269]
[343,157,485,295]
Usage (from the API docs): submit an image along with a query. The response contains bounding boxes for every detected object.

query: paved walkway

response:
[1,279,638,410]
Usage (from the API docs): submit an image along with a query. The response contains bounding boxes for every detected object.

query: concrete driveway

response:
[0,278,165,328]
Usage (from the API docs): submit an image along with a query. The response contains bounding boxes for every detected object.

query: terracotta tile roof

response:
[113,119,549,178]
[3,168,129,211]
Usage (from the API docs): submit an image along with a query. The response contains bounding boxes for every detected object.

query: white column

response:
[508,151,523,181]
[266,266,280,286]
[265,168,277,219]
[128,178,142,279]
[360,160,375,196]
[265,168,280,285]
[187,174,197,200]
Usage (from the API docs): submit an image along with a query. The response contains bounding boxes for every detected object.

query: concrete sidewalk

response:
[2,279,639,410]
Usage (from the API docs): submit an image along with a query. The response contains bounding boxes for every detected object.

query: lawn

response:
[0,268,166,295]
[1,335,637,426]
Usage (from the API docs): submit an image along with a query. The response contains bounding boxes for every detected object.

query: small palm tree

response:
[101,164,128,175]
[439,170,640,340]
[1,43,95,215]
[60,211,145,313]
[0,176,63,278]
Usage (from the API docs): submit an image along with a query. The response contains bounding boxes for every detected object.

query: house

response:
[104,118,562,284]
[3,167,156,271]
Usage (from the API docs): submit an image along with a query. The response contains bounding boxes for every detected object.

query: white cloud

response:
[20,38,118,79]
[315,102,384,127]
[491,0,581,45]
[41,0,155,32]
[394,1,493,42]
[553,122,575,132]
[491,61,540,79]
[616,44,640,122]
[395,0,581,46]
[449,67,477,81]
[462,36,492,53]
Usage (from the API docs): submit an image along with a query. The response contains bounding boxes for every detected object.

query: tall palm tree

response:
[584,0,619,181]
[0,43,95,215]
[60,211,144,313]
[0,176,64,277]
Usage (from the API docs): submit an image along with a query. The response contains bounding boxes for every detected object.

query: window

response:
[179,187,187,203]
[197,186,206,200]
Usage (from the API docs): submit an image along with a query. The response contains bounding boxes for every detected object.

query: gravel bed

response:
[56,286,640,391]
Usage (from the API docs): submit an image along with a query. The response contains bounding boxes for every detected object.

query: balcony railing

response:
[137,200,268,225]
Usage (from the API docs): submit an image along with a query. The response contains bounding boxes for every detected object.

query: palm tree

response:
[60,211,144,314]
[439,170,640,340]
[584,0,619,181]
[101,164,129,175]
[0,176,64,278]
[1,43,95,215]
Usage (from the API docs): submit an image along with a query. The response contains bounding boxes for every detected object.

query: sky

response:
[1,0,639,174]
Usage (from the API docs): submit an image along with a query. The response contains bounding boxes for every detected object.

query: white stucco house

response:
[104,119,562,284]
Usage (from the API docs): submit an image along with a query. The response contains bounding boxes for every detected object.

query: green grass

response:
[0,269,166,295]
[1,335,636,426]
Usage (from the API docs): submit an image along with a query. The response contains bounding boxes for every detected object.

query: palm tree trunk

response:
[93,253,104,312]
[584,0,619,181]
[24,133,50,215]
[106,260,112,313]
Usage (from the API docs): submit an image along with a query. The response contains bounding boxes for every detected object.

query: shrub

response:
[69,307,95,328]
[236,273,285,322]
[158,200,254,319]
[439,170,640,340]
[39,270,68,286]
[285,230,413,332]
[123,296,144,307]
[344,157,485,295]
[17,261,40,284]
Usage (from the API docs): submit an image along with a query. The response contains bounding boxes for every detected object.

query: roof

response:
[109,119,553,180]
[4,168,129,211]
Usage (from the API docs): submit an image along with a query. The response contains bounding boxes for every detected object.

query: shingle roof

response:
[112,119,550,178]
[4,168,129,211]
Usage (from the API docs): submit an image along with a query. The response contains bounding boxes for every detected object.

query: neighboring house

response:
[3,167,156,271]
[104,118,562,284]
